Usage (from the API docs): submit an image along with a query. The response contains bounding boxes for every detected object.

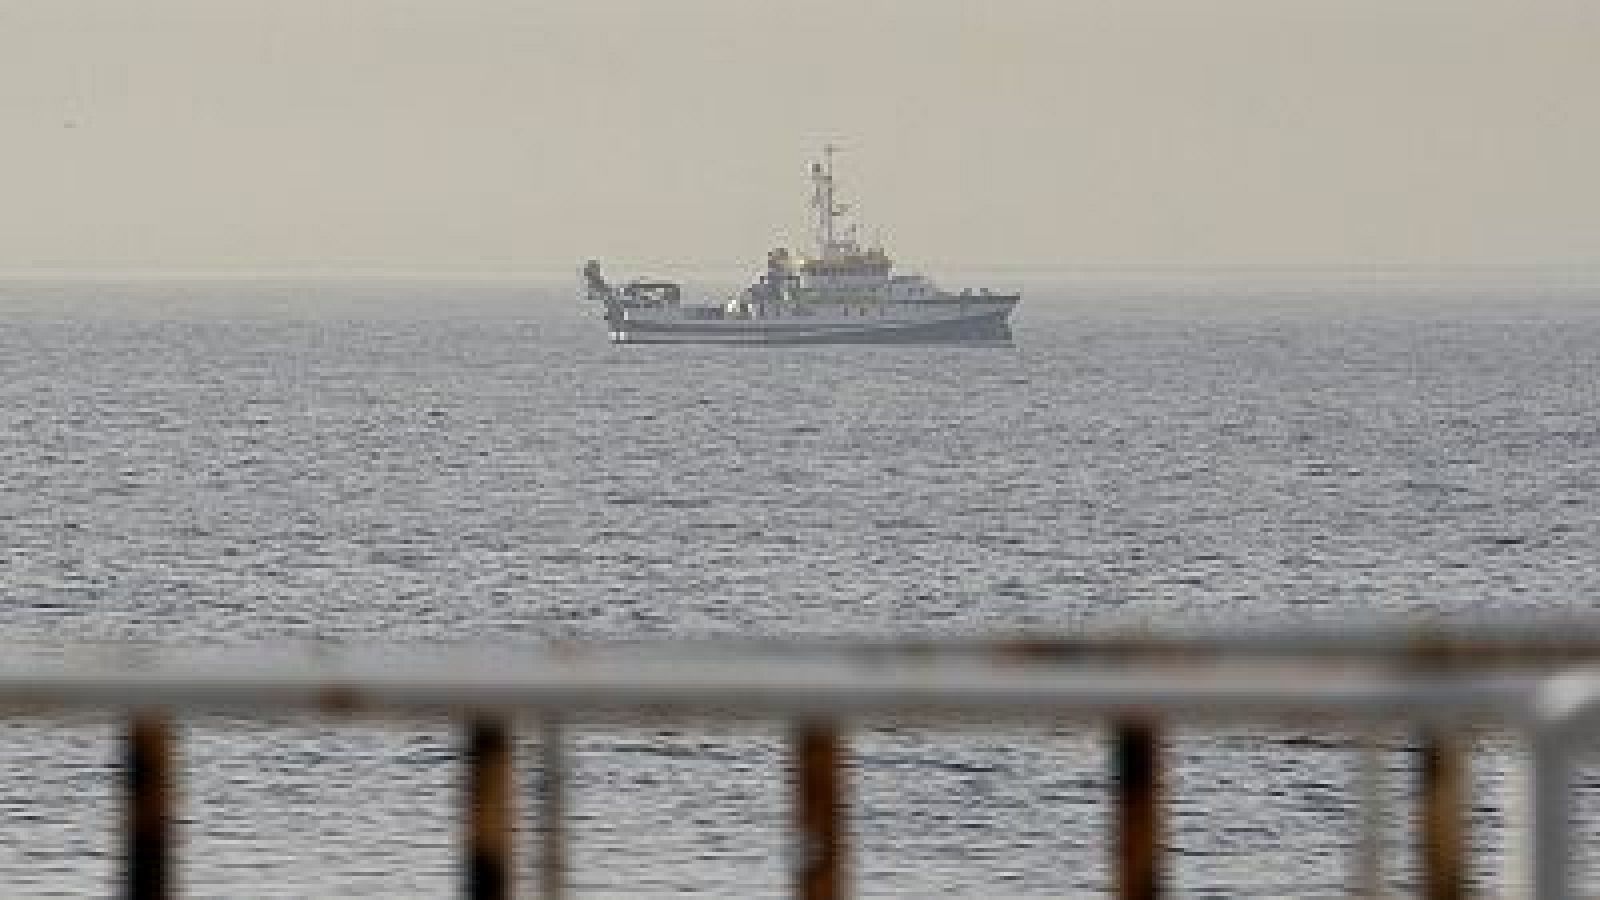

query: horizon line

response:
[3,261,1600,281]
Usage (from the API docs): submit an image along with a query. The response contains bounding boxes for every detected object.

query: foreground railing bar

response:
[126,713,172,900]
[0,667,1544,722]
[1420,730,1466,900]
[1114,720,1161,900]
[1529,729,1573,900]
[466,717,514,900]
[1355,727,1385,898]
[25,627,1600,670]
[538,719,568,900]
[630,628,1600,668]
[794,721,845,900]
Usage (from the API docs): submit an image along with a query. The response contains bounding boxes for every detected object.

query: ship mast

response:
[810,144,850,258]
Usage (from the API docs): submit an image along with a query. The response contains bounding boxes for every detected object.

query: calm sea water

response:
[1,273,1597,896]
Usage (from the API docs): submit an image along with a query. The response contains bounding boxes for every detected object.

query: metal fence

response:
[4,628,1600,899]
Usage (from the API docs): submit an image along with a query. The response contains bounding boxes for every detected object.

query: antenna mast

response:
[810,144,847,257]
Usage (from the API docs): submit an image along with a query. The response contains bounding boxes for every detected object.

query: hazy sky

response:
[3,1,1598,272]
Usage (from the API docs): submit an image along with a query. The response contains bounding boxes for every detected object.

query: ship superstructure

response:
[585,148,1019,344]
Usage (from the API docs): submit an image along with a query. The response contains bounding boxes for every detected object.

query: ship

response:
[583,147,1020,345]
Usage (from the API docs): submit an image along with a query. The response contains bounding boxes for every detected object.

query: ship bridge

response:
[799,248,891,278]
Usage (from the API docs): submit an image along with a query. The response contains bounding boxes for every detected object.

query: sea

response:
[0,271,1596,897]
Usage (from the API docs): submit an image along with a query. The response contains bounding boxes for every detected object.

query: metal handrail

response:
[2,638,1597,900]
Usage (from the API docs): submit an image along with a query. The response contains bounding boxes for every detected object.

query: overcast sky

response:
[2,1,1597,272]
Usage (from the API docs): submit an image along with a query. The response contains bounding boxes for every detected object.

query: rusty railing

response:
[3,629,1600,899]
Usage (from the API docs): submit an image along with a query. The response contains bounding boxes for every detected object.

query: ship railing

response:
[5,628,1600,899]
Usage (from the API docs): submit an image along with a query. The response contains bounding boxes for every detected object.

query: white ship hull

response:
[607,297,1018,345]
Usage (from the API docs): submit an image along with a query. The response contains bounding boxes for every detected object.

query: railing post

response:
[466,716,514,900]
[1114,719,1161,900]
[125,713,173,900]
[793,720,846,900]
[1529,728,1573,900]
[1420,730,1466,900]
[1356,727,1386,898]
[537,719,568,900]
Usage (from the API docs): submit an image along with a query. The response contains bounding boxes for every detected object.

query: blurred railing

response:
[4,628,1600,899]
